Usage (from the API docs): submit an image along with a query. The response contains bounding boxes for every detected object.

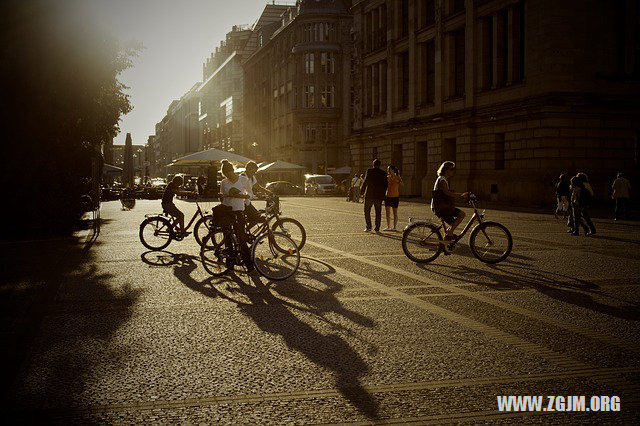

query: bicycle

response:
[139,200,212,250]
[198,194,306,251]
[249,194,306,250]
[200,204,300,281]
[401,193,513,264]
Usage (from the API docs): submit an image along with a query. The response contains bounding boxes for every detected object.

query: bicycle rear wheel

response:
[271,218,306,251]
[139,216,173,251]
[200,229,231,276]
[469,221,513,264]
[401,222,442,263]
[251,231,300,280]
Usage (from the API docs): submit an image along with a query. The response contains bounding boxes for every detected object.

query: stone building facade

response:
[348,0,640,205]
[243,0,354,172]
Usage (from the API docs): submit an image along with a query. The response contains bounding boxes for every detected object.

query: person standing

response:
[612,172,631,220]
[360,159,387,232]
[383,165,403,231]
[243,161,271,226]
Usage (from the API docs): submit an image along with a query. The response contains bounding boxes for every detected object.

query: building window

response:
[421,0,436,28]
[320,52,335,74]
[420,40,435,105]
[319,123,333,143]
[303,85,315,108]
[495,133,505,170]
[320,85,335,107]
[303,124,317,144]
[399,51,409,108]
[481,16,493,90]
[400,0,409,37]
[443,138,456,162]
[453,29,465,97]
[304,53,315,74]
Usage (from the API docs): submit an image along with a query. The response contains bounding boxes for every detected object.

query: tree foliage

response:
[0,0,140,237]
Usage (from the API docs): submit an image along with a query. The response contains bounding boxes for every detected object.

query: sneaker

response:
[374,228,380,233]
[392,227,399,232]
[382,227,391,231]
[364,228,372,232]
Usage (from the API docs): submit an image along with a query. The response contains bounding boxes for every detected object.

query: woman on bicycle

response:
[220,160,257,275]
[431,161,468,240]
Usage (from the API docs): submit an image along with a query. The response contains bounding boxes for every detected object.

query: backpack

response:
[580,187,592,206]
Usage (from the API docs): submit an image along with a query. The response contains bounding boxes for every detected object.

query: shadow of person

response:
[239,290,380,419]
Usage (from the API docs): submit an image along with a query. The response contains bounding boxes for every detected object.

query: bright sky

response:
[81,0,277,145]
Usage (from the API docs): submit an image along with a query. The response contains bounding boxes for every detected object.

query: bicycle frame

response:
[436,199,485,240]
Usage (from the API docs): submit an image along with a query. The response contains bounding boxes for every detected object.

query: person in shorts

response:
[383,165,403,231]
[431,161,468,240]
[242,161,272,227]
[161,175,191,236]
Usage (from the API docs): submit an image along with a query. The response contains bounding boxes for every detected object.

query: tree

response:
[0,0,141,238]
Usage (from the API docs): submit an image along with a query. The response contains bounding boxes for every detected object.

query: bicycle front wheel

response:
[200,229,231,276]
[140,216,173,251]
[251,231,300,281]
[194,215,215,247]
[271,218,306,251]
[469,221,513,264]
[401,222,442,263]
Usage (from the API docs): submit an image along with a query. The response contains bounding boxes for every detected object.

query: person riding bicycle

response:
[220,160,257,275]
[243,161,272,227]
[431,161,469,241]
[161,175,192,237]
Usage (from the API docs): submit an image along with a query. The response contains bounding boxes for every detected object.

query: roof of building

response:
[297,0,349,16]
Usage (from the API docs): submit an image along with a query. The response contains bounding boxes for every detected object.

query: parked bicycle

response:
[402,193,512,264]
[139,200,211,250]
[200,203,300,280]
[197,194,306,251]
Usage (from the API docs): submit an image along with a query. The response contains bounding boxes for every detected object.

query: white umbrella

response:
[258,160,307,172]
[328,165,351,175]
[169,148,254,167]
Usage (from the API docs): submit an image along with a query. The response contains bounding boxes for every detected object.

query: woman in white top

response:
[220,160,256,274]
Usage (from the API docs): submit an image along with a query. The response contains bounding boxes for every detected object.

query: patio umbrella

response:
[168,148,254,167]
[258,160,307,172]
[327,165,351,175]
[102,163,122,176]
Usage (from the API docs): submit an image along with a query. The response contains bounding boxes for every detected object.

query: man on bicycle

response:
[161,175,192,237]
[431,161,468,241]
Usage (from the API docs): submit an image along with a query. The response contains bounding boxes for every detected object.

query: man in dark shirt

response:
[162,175,190,236]
[360,158,388,232]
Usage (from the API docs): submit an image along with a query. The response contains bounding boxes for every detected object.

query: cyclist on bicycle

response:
[243,161,272,227]
[220,160,257,275]
[431,161,469,241]
[161,175,192,237]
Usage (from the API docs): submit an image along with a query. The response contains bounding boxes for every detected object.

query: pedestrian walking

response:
[383,165,403,231]
[569,175,595,236]
[612,172,631,220]
[360,159,387,232]
[576,172,596,235]
[555,174,571,219]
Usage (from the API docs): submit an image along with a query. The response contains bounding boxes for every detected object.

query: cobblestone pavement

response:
[2,197,640,424]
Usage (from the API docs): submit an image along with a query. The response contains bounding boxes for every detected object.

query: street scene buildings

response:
[139,0,639,203]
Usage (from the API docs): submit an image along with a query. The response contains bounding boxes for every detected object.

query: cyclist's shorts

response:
[162,202,183,218]
[437,207,462,225]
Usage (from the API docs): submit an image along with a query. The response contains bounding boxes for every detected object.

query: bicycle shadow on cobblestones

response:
[239,269,381,420]
[2,237,140,418]
[428,263,640,321]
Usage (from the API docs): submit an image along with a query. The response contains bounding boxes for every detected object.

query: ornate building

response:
[348,0,640,205]
[243,0,354,172]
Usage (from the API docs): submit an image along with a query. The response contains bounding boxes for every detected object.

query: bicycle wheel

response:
[251,231,300,281]
[271,218,306,251]
[401,222,442,263]
[139,216,173,251]
[194,215,215,247]
[469,221,513,264]
[200,229,231,276]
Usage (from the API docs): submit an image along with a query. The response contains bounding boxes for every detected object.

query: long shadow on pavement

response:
[162,251,381,420]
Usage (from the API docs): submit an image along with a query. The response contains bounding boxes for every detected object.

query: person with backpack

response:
[569,175,595,236]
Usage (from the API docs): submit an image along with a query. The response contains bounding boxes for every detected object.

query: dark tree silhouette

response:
[0,0,140,238]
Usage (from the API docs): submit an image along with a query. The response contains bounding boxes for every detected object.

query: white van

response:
[304,174,337,195]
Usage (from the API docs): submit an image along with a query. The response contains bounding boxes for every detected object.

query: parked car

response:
[266,181,305,196]
[304,174,337,195]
